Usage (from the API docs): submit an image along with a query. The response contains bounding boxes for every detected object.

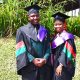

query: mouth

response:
[34,20,38,22]
[33,20,39,23]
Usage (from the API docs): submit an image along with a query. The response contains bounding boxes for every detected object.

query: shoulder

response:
[40,25,49,33]
[66,32,74,39]
[40,25,46,30]
[20,24,29,31]
[61,30,74,40]
[17,23,30,33]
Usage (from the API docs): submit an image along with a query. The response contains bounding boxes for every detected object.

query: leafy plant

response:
[67,16,80,37]
[0,0,78,37]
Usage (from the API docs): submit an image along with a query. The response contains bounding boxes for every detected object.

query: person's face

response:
[28,13,40,25]
[54,20,64,33]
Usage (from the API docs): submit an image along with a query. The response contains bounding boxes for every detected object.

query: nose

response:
[34,16,38,19]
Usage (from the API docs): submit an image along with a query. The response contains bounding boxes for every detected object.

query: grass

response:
[0,37,80,80]
[0,37,21,80]
[73,36,80,80]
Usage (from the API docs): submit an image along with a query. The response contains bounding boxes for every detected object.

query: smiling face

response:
[28,13,40,25]
[54,20,64,33]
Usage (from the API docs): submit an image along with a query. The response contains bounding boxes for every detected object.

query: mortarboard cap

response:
[24,4,41,15]
[52,12,70,22]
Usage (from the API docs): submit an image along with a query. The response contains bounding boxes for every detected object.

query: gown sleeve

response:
[58,39,76,76]
[43,32,51,60]
[16,28,35,75]
[43,42,51,60]
[58,39,76,67]
[27,53,35,62]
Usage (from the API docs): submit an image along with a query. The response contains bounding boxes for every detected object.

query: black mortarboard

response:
[24,4,41,15]
[52,12,70,22]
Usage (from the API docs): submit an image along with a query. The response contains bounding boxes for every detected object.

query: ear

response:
[28,16,30,21]
[63,21,67,30]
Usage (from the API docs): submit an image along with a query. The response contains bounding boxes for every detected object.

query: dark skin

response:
[54,20,65,76]
[28,13,46,67]
[54,20,64,34]
[28,13,40,25]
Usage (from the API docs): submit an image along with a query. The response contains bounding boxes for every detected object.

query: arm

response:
[16,29,35,63]
[43,32,51,60]
[27,53,35,62]
[16,28,44,69]
[16,29,29,74]
[58,39,76,67]
[56,39,76,76]
[43,43,51,60]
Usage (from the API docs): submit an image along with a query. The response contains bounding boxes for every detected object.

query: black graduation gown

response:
[52,34,76,80]
[16,23,52,80]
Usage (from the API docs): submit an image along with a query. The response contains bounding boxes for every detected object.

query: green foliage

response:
[0,0,67,37]
[0,0,30,37]
[40,5,54,34]
[67,16,80,37]
[0,0,80,37]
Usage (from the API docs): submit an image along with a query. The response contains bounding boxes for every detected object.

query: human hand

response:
[37,58,46,67]
[32,58,40,66]
[56,64,63,76]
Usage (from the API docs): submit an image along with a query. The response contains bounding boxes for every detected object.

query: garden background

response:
[0,0,80,80]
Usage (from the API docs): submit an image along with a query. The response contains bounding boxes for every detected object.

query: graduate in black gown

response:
[16,4,52,80]
[51,12,76,80]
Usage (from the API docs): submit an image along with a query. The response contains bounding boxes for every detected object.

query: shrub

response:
[0,0,79,37]
[67,16,80,37]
